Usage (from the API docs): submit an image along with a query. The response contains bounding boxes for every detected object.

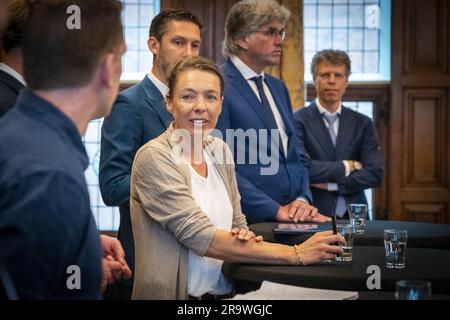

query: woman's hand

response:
[294,230,345,265]
[231,228,263,242]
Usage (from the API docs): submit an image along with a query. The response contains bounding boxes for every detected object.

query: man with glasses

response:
[293,50,383,218]
[216,0,330,224]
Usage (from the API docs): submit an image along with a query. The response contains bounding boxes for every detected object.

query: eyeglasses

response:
[254,28,286,41]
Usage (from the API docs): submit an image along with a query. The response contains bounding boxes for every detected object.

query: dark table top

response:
[249,220,450,249]
[223,246,450,294]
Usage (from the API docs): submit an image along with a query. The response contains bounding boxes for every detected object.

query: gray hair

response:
[311,49,352,79]
[223,0,291,58]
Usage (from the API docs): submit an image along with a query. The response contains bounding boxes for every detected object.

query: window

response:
[83,0,160,231]
[121,0,160,81]
[304,0,391,219]
[304,0,391,82]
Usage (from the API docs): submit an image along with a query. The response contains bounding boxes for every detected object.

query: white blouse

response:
[187,151,233,297]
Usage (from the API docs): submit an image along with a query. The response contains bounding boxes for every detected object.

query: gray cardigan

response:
[130,124,248,300]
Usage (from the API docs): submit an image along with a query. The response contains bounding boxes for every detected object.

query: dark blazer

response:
[216,59,312,224]
[0,69,25,117]
[293,101,383,216]
[99,76,172,290]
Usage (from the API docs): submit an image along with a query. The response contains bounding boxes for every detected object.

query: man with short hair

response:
[0,0,131,299]
[100,9,203,299]
[294,49,383,218]
[216,0,329,224]
[0,0,29,117]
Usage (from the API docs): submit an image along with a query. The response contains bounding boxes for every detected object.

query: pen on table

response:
[332,213,337,235]
[332,213,339,247]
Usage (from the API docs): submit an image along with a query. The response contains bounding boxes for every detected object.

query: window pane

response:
[304,0,390,81]
[318,5,332,27]
[349,5,364,27]
[333,5,348,27]
[333,29,348,50]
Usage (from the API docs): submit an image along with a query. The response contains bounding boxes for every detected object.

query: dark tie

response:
[251,76,279,131]
[323,113,339,146]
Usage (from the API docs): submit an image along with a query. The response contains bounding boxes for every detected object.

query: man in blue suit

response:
[294,50,383,218]
[0,0,29,117]
[99,10,203,299]
[216,0,329,224]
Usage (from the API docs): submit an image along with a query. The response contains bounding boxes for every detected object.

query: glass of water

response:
[396,280,432,300]
[384,229,408,269]
[335,224,355,262]
[348,204,368,234]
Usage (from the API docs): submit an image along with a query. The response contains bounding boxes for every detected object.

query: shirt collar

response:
[147,71,169,97]
[315,98,342,116]
[0,63,27,86]
[15,89,89,169]
[230,55,265,81]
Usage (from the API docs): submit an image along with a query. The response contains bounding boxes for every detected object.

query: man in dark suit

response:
[294,49,383,218]
[99,10,203,300]
[216,0,329,224]
[0,0,29,117]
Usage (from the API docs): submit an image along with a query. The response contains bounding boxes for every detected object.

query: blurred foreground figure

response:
[0,0,131,299]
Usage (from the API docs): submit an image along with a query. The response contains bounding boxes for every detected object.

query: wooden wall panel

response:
[404,0,447,73]
[403,203,447,224]
[403,90,447,187]
[390,0,450,223]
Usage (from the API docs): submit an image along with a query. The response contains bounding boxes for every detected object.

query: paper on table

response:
[230,281,359,300]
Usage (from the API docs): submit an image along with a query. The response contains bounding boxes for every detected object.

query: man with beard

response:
[99,9,203,300]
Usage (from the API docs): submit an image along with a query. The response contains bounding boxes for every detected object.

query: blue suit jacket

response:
[0,69,25,117]
[293,102,383,216]
[99,76,172,288]
[216,59,312,223]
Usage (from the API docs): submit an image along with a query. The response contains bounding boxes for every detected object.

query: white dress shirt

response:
[315,98,351,216]
[147,71,168,97]
[187,151,233,297]
[0,63,26,86]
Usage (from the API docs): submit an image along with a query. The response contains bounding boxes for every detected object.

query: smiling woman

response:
[129,56,345,300]
[166,56,224,153]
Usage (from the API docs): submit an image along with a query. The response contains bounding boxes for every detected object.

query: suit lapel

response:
[140,76,173,127]
[225,62,276,132]
[335,106,354,160]
[264,77,293,137]
[224,60,287,159]
[306,103,336,159]
[264,77,293,159]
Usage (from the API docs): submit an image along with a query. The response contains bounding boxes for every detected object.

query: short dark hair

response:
[22,0,123,90]
[1,0,32,53]
[149,9,203,41]
[311,49,352,79]
[167,56,224,99]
